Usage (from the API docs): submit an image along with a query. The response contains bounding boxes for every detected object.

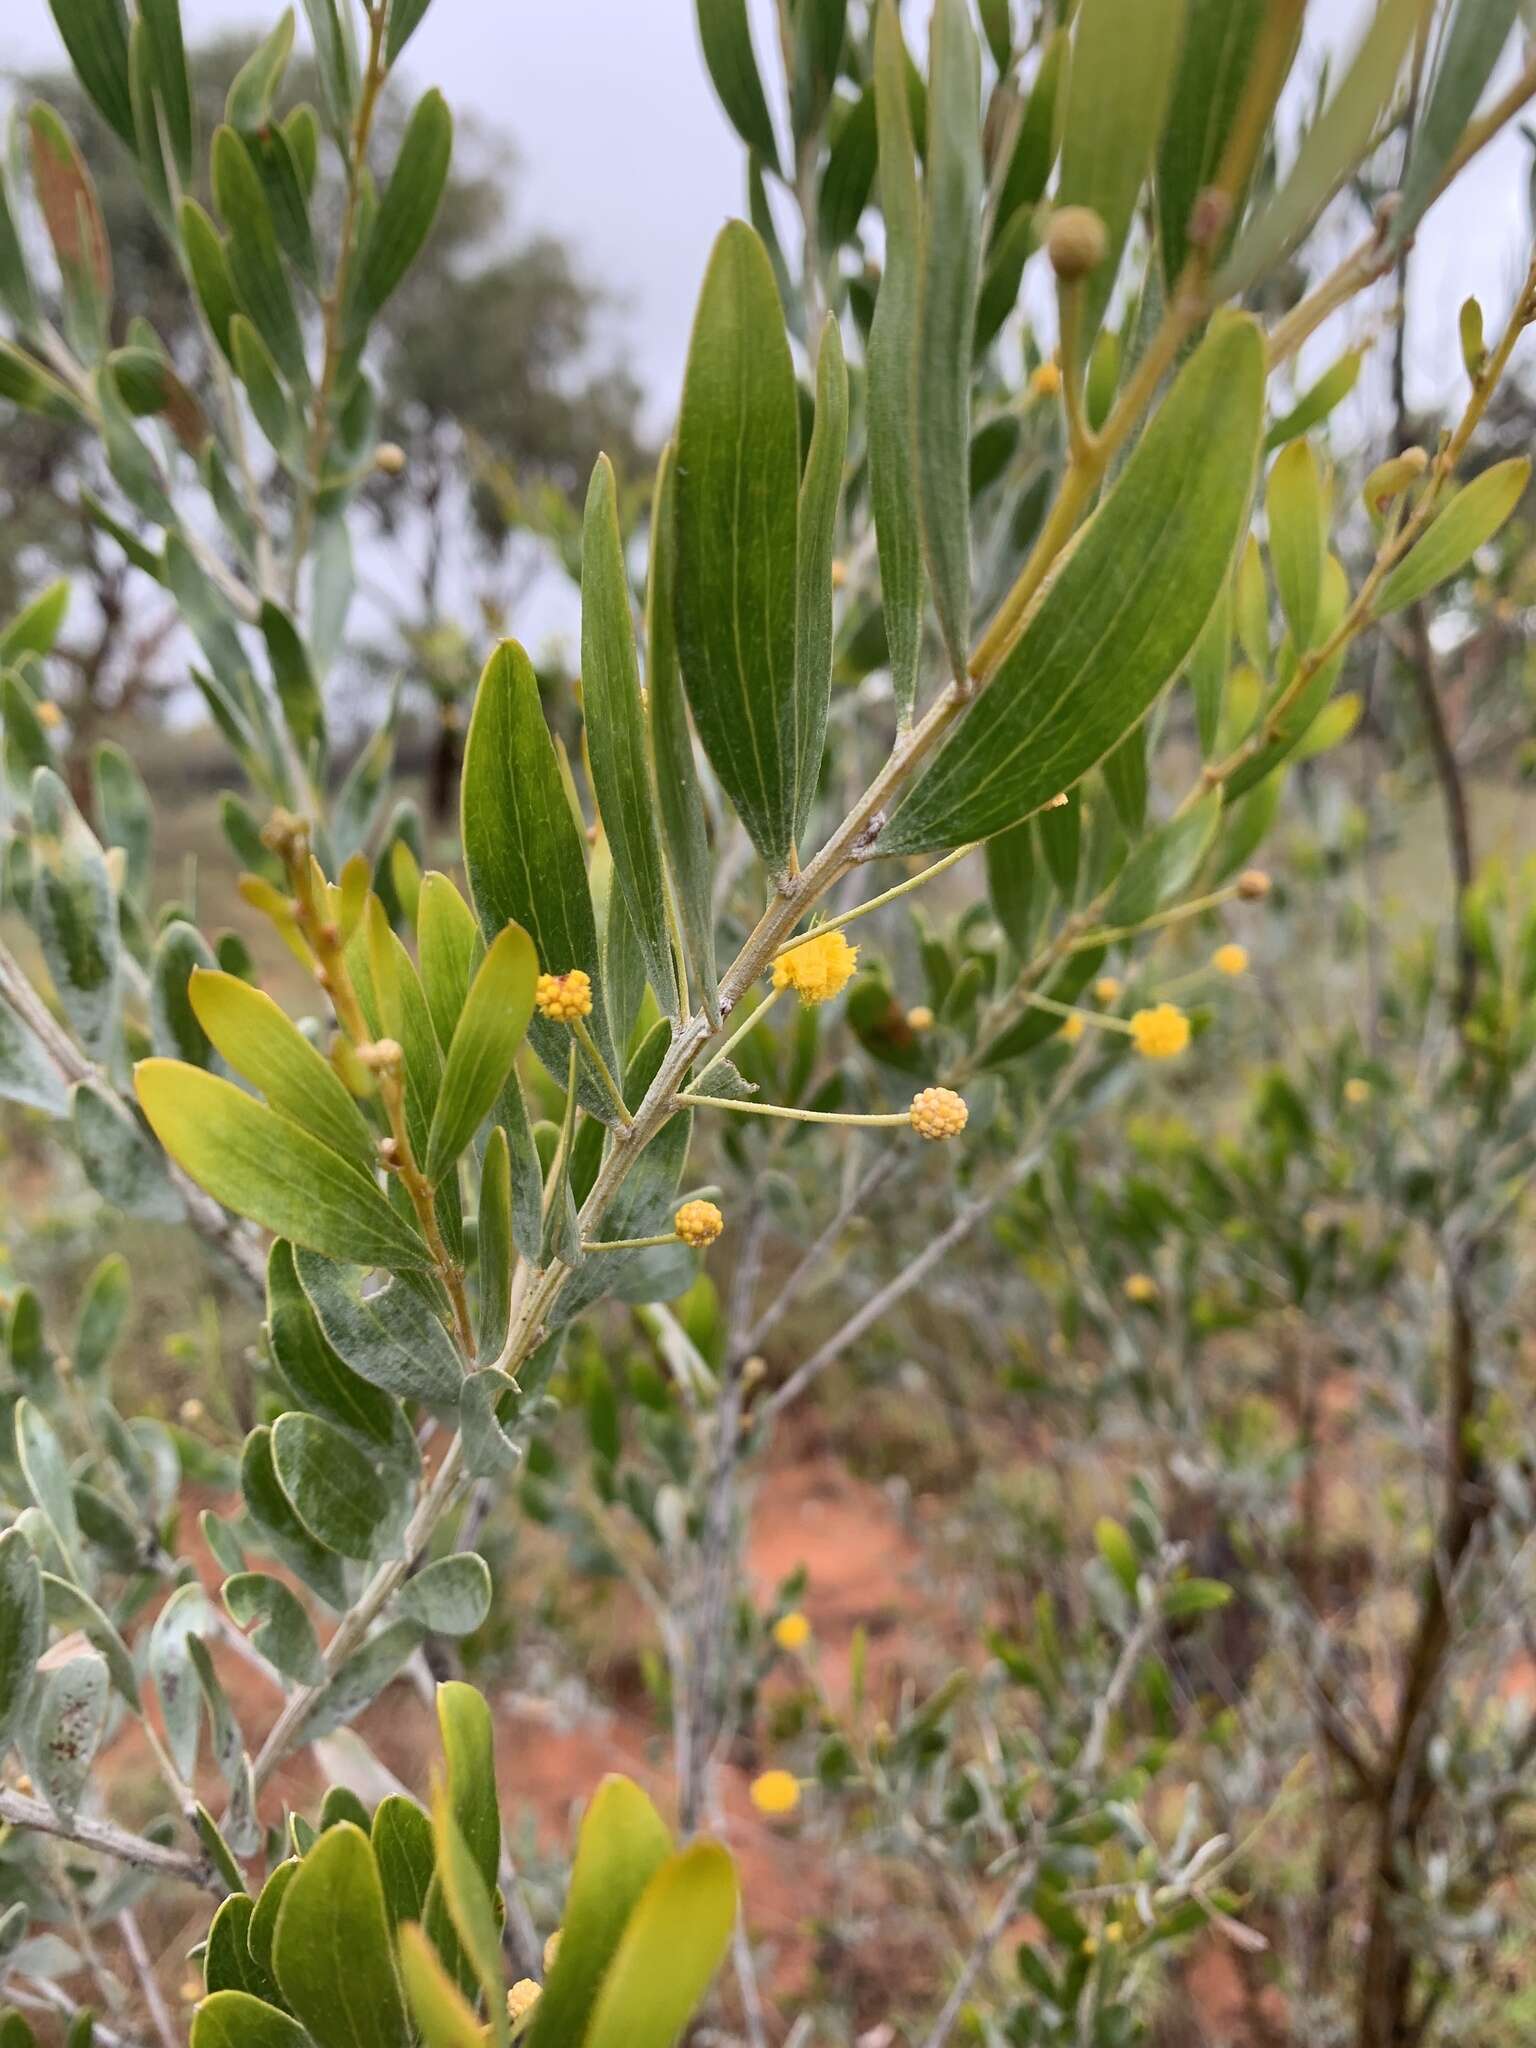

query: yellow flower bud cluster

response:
[1211,942,1249,977]
[750,1769,801,1817]
[534,968,593,1021]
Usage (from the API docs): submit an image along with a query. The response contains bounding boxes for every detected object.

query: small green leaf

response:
[883,314,1264,853]
[1396,0,1519,248]
[372,1796,435,1933]
[135,1060,429,1270]
[868,0,924,724]
[152,921,218,1067]
[72,1078,184,1221]
[1373,458,1531,617]
[226,10,295,131]
[1095,1516,1140,1596]
[581,456,676,1011]
[1266,440,1327,649]
[695,0,780,172]
[417,873,483,1049]
[425,922,536,1184]
[356,90,452,320]
[204,1896,275,1999]
[1217,0,1428,296]
[266,1239,404,1457]
[429,1785,505,2046]
[462,642,619,1118]
[270,1413,388,1562]
[45,0,136,146]
[645,444,717,1021]
[261,604,326,759]
[917,0,982,683]
[180,198,240,360]
[1156,0,1265,285]
[1162,1577,1234,1620]
[294,1250,462,1406]
[1,581,70,663]
[1057,0,1186,354]
[580,1843,738,2048]
[396,1557,490,1638]
[212,126,308,389]
[241,1427,346,1608]
[0,1529,44,1756]
[273,1823,407,2048]
[24,1650,108,1820]
[675,222,801,872]
[436,1680,500,1894]
[794,315,847,832]
[526,1776,673,2048]
[385,0,435,64]
[1265,347,1363,451]
[29,768,119,1063]
[995,26,1065,229]
[223,1572,324,1684]
[74,1254,130,1380]
[397,1925,482,2048]
[16,1399,83,1580]
[140,0,195,182]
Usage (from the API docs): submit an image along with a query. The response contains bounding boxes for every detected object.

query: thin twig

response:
[0,1791,217,1893]
[919,1856,1038,2048]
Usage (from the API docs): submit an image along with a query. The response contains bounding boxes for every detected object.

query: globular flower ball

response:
[1094,975,1123,1004]
[773,1611,811,1652]
[907,1004,935,1031]
[1124,1272,1159,1304]
[1237,868,1272,901]
[1130,1003,1190,1060]
[909,1086,968,1140]
[1030,359,1062,398]
[772,929,858,1005]
[1060,1011,1086,1043]
[750,1769,802,1818]
[534,968,593,1021]
[1212,942,1249,977]
[1344,1077,1372,1106]
[675,1199,725,1248]
[1047,204,1109,280]
[507,1981,541,2022]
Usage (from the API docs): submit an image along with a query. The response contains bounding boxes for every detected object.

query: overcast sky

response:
[7,1,1531,422]
[5,2,1533,662]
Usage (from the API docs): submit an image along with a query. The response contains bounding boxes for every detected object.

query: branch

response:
[0,1790,218,1893]
[918,1856,1038,2048]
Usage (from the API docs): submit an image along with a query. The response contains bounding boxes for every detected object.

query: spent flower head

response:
[1130,1003,1190,1060]
[535,968,593,1021]
[675,1199,725,1249]
[772,929,859,1005]
[910,1087,968,1140]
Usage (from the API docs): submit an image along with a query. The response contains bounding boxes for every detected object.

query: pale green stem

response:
[1068,883,1246,952]
[677,1091,912,1128]
[772,843,979,959]
[1024,991,1136,1036]
[582,1231,680,1253]
[692,985,783,1089]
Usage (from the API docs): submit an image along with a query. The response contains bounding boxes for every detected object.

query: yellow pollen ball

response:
[906,1004,935,1031]
[1212,943,1249,977]
[772,929,859,1005]
[675,1199,725,1249]
[1344,1077,1372,1105]
[1094,976,1122,1004]
[542,1931,562,1971]
[909,1087,968,1141]
[750,1769,802,1818]
[1104,1920,1125,1945]
[1060,1012,1086,1043]
[36,700,64,729]
[535,968,594,1021]
[1130,1003,1190,1060]
[1124,1272,1159,1304]
[507,1981,542,2022]
[1030,360,1062,398]
[773,1611,811,1652]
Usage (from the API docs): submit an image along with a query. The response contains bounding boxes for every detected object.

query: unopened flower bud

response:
[358,1038,404,1075]
[674,1199,725,1249]
[909,1087,968,1141]
[1362,446,1428,519]
[1047,206,1109,282]
[534,968,594,1022]
[374,441,407,476]
[1237,868,1272,901]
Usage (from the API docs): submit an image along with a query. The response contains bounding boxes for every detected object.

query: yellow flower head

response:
[542,1931,562,1971]
[508,1981,542,2022]
[1344,1077,1372,1106]
[1060,1011,1086,1043]
[1030,359,1062,399]
[675,1198,725,1249]
[750,1769,802,1818]
[1212,943,1249,977]
[535,968,593,1022]
[909,1086,968,1141]
[1094,976,1122,1004]
[1104,1920,1125,1945]
[1130,1003,1190,1061]
[1124,1272,1159,1304]
[36,700,64,730]
[906,1004,935,1031]
[773,1611,811,1652]
[772,930,859,1006]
